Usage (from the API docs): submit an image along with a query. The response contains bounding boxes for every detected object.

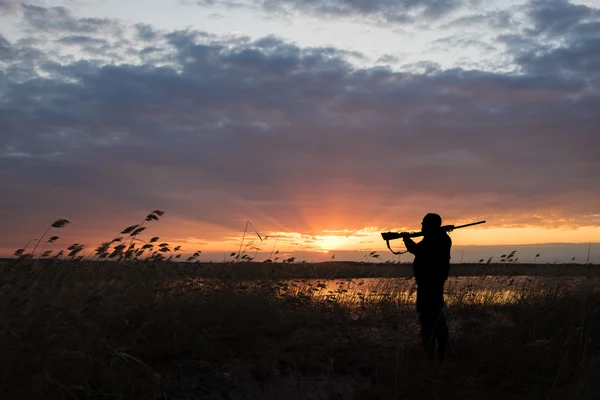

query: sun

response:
[315,235,349,252]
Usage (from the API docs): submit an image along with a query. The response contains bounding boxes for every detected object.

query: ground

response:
[1,260,599,399]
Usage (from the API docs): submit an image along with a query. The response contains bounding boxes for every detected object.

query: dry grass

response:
[1,259,600,400]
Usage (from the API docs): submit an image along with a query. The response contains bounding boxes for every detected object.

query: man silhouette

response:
[403,213,451,362]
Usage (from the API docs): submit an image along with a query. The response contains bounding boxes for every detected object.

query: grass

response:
[1,259,600,400]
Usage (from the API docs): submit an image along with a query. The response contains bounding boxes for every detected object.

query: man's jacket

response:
[403,231,452,285]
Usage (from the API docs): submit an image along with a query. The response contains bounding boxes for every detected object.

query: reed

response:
[1,258,599,400]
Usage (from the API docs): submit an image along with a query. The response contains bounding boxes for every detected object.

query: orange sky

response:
[4,212,599,263]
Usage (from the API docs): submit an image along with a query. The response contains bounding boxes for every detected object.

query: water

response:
[273,276,600,306]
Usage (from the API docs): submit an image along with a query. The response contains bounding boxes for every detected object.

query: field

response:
[1,260,600,399]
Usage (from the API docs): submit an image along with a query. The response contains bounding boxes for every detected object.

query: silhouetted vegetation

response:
[1,258,600,399]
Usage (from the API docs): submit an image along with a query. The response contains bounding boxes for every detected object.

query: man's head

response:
[421,213,442,233]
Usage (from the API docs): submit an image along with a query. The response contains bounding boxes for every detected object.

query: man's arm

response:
[403,236,423,256]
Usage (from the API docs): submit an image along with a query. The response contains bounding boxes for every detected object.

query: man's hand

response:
[402,235,418,255]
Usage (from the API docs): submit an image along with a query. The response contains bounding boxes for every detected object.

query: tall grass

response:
[1,258,599,400]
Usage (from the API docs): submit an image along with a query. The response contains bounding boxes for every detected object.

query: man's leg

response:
[434,281,449,360]
[418,310,437,358]
[417,285,438,358]
[416,285,434,357]
[417,282,449,361]
[434,310,449,361]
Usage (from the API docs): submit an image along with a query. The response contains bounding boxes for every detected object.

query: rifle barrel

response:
[453,220,486,230]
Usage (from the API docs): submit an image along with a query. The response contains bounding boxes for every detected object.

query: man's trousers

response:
[416,281,449,358]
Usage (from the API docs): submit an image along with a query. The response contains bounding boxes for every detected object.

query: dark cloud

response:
[514,37,600,78]
[377,54,399,64]
[444,9,516,30]
[503,0,600,83]
[0,34,12,59]
[196,0,243,6]
[196,0,467,24]
[526,0,600,37]
[57,35,110,47]
[135,23,159,42]
[430,35,497,53]
[0,35,49,83]
[22,4,121,34]
[1,3,600,252]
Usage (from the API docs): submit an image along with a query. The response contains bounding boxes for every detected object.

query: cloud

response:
[444,9,517,30]
[195,0,468,24]
[502,0,600,81]
[429,35,497,53]
[0,34,11,59]
[22,4,121,35]
[526,0,600,37]
[57,35,110,47]
[0,0,25,15]
[1,4,600,253]
[135,23,159,42]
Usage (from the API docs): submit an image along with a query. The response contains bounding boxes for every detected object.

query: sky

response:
[1,0,599,263]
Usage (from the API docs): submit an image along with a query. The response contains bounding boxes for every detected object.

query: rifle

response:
[381,220,486,255]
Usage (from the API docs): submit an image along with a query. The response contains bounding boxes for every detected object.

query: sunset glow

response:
[314,235,353,252]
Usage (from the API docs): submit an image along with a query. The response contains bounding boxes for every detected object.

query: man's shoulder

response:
[431,232,452,247]
[444,232,452,244]
[430,231,451,240]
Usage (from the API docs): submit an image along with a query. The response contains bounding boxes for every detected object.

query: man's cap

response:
[423,213,442,228]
